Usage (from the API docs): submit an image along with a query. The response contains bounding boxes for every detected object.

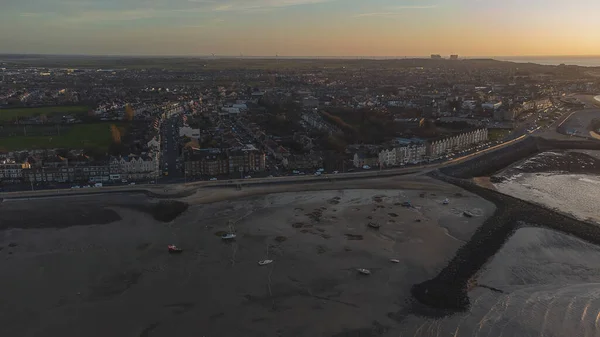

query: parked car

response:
[209,177,217,181]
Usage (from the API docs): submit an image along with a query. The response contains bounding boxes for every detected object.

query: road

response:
[160,114,182,182]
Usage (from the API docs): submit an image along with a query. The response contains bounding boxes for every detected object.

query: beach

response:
[0,177,496,337]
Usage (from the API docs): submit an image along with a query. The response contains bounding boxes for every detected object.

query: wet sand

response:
[0,178,495,337]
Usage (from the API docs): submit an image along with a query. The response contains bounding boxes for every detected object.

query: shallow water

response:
[398,227,600,337]
[495,173,600,225]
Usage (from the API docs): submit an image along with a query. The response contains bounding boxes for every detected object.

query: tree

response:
[124,104,135,121]
[110,124,122,144]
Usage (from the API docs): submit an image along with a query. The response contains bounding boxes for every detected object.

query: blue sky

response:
[1,0,599,56]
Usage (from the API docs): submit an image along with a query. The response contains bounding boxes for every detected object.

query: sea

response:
[494,56,600,67]
[275,55,600,67]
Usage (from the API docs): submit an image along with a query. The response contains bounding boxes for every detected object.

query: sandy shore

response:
[0,176,495,337]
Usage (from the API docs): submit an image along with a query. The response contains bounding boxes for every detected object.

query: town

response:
[0,56,598,191]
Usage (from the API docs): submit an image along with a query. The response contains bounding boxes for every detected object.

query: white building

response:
[427,129,488,159]
[111,155,159,181]
[379,143,427,167]
[179,126,200,140]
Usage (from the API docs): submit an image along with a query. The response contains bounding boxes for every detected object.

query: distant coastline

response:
[1,53,600,67]
[494,56,600,67]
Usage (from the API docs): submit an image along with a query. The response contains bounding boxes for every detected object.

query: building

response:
[301,112,338,134]
[0,161,31,182]
[353,151,379,168]
[427,129,488,159]
[302,96,319,108]
[450,55,459,60]
[184,145,266,177]
[23,159,112,184]
[184,149,228,177]
[227,145,266,174]
[379,142,427,167]
[111,155,159,181]
[431,54,442,59]
[283,153,323,170]
[179,126,200,140]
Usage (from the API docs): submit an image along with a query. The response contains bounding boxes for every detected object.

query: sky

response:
[1,0,600,57]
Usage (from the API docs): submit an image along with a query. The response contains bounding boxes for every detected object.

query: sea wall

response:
[440,136,600,179]
[439,137,539,178]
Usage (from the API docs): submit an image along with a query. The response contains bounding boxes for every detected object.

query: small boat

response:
[221,233,237,240]
[357,268,371,275]
[389,259,400,263]
[167,244,183,253]
[442,198,449,205]
[368,222,381,229]
[463,211,474,218]
[258,259,273,266]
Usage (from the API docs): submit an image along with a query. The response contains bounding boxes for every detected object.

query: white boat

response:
[389,259,400,263]
[357,268,371,275]
[221,233,237,240]
[442,198,449,205]
[258,259,273,266]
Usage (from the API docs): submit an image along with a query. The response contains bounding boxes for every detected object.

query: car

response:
[209,177,217,181]
[71,185,80,189]
[363,165,371,170]
[333,171,339,174]
[244,175,252,179]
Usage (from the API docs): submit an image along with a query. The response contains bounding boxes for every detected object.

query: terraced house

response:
[427,128,488,159]
[110,155,159,181]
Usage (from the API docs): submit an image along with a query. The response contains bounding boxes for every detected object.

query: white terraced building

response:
[427,128,488,159]
[379,143,427,167]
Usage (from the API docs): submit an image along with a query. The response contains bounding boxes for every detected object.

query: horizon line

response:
[1,53,600,59]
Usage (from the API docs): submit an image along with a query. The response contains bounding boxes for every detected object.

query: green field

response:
[0,106,90,121]
[0,123,113,151]
[488,129,512,141]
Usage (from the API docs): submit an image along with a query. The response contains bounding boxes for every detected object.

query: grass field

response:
[0,106,90,121]
[0,123,113,151]
[488,129,512,141]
